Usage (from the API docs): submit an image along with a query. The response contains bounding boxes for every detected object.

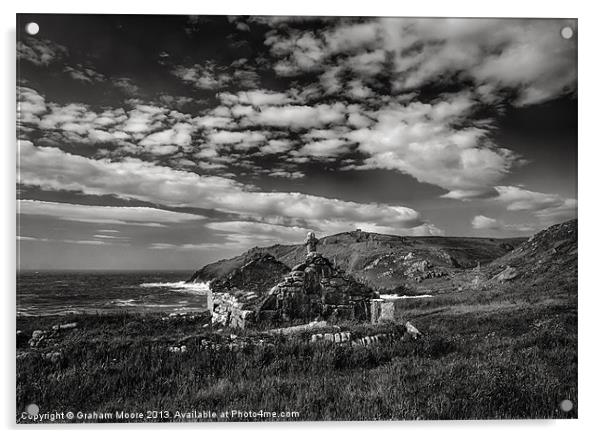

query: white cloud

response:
[268,170,305,179]
[471,215,500,230]
[17,235,49,242]
[296,139,350,158]
[17,38,68,66]
[494,186,569,211]
[18,199,205,226]
[18,141,433,235]
[493,186,577,225]
[113,77,140,95]
[259,139,293,154]
[64,64,106,83]
[219,90,293,106]
[18,87,47,125]
[344,94,517,195]
[62,239,111,246]
[206,130,267,147]
[244,103,346,129]
[206,221,310,245]
[121,105,167,134]
[264,18,576,106]
[471,214,540,234]
[18,141,242,208]
[382,18,577,105]
[139,123,193,153]
[172,62,231,89]
[18,89,200,156]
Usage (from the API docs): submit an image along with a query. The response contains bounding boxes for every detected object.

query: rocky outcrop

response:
[492,266,519,283]
[256,252,375,323]
[187,231,524,290]
[488,219,577,286]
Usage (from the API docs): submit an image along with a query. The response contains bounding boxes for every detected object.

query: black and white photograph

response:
[16,13,577,423]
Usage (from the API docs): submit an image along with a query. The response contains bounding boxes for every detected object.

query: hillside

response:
[192,253,290,294]
[486,219,577,288]
[189,229,526,291]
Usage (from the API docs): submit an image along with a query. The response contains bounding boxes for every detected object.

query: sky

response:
[16,14,577,270]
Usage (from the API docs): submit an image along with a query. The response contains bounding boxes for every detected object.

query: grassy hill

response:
[487,219,577,287]
[17,220,578,421]
[189,229,526,291]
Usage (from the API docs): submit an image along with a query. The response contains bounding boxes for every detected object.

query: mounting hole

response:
[25,22,39,35]
[561,26,574,40]
[559,399,573,412]
[25,403,39,416]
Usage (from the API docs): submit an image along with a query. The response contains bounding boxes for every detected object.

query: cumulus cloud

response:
[471,214,538,234]
[64,64,106,83]
[242,103,346,129]
[259,139,294,154]
[18,141,436,236]
[18,89,201,157]
[471,215,500,230]
[113,77,140,96]
[139,123,193,154]
[18,86,47,125]
[344,94,518,195]
[268,170,305,179]
[172,62,231,89]
[17,38,68,66]
[296,139,350,158]
[384,18,577,105]
[218,90,293,107]
[493,186,577,225]
[264,18,576,106]
[206,130,267,148]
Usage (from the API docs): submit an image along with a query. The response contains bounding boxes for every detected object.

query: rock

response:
[405,321,422,338]
[292,263,307,271]
[493,266,519,282]
[52,322,78,331]
[29,330,50,348]
[255,252,374,323]
[168,345,187,354]
[43,351,63,363]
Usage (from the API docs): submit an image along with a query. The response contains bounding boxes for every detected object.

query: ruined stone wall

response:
[370,298,405,324]
[256,252,374,323]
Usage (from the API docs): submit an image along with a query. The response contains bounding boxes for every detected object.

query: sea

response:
[16,271,212,317]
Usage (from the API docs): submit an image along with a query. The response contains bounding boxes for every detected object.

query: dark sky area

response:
[16,14,577,270]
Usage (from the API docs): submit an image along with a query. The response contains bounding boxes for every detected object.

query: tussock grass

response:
[16,280,577,422]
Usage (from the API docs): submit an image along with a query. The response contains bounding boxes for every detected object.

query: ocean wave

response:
[379,294,433,300]
[112,298,137,307]
[139,281,211,295]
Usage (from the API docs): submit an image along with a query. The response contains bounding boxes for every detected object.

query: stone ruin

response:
[255,251,375,323]
[220,232,375,327]
[215,231,416,328]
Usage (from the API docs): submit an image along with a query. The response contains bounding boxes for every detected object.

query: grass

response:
[16,280,577,422]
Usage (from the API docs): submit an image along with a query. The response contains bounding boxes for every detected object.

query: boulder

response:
[493,266,519,282]
[405,321,422,339]
[52,322,78,331]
